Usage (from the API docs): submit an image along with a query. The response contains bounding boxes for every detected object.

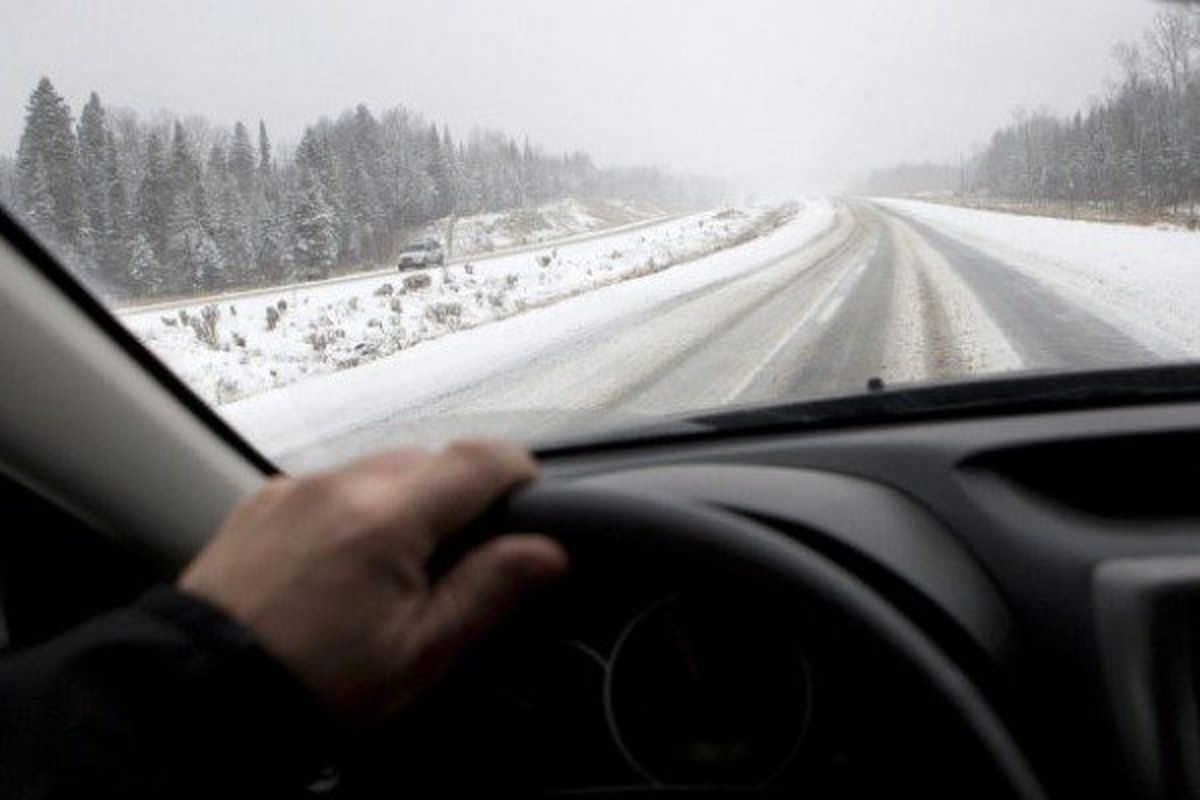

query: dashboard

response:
[336,399,1200,800]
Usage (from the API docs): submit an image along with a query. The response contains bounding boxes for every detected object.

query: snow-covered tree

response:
[136,133,171,262]
[229,121,256,199]
[290,163,337,278]
[165,192,224,292]
[15,77,84,256]
[77,92,109,270]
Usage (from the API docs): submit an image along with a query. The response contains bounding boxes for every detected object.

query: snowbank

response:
[221,199,835,461]
[877,199,1200,357]
[122,202,800,406]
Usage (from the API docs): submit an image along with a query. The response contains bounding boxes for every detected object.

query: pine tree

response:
[229,121,256,198]
[255,201,293,283]
[136,133,171,262]
[20,156,57,238]
[291,164,337,279]
[127,232,162,295]
[165,192,224,292]
[101,130,132,294]
[213,175,253,285]
[164,123,223,291]
[169,122,204,222]
[15,77,85,257]
[257,120,273,189]
[77,92,109,270]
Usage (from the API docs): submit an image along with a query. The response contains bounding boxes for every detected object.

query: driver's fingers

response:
[405,533,568,693]
[398,440,539,554]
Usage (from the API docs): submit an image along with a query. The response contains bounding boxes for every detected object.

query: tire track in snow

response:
[882,210,1024,383]
[883,207,1161,373]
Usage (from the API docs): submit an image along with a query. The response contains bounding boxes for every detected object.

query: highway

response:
[273,200,1159,469]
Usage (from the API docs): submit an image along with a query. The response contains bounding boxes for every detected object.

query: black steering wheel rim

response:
[475,483,1048,800]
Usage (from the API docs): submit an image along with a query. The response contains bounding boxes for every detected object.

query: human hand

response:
[178,441,568,720]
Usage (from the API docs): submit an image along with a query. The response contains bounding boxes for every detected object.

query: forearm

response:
[0,587,335,799]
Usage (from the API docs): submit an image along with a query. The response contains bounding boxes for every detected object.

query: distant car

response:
[397,239,445,270]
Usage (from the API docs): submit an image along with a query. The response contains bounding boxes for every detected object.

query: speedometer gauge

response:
[606,595,814,786]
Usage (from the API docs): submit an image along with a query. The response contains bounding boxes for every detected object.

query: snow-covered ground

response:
[431,197,663,255]
[220,199,835,461]
[122,202,800,406]
[878,199,1200,358]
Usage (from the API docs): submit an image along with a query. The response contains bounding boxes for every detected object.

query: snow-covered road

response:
[165,197,1200,471]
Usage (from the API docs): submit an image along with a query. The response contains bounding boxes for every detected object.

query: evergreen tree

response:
[127,232,162,295]
[291,163,337,278]
[101,130,132,294]
[164,123,223,290]
[229,120,256,198]
[15,77,84,257]
[257,120,273,184]
[77,92,109,269]
[169,121,204,221]
[165,192,224,292]
[135,133,171,262]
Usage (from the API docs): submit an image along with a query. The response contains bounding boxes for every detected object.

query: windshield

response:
[3,0,1199,470]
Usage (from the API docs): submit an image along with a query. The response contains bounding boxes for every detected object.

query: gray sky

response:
[1,0,1165,193]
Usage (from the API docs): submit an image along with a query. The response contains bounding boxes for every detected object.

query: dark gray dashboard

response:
[539,400,1200,800]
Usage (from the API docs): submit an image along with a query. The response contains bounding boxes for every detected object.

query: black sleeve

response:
[0,586,338,799]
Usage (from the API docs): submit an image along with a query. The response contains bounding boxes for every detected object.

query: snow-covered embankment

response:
[123,202,801,406]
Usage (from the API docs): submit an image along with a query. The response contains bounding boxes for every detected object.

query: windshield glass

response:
[3,0,1199,469]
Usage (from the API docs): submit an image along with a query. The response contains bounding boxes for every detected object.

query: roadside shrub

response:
[215,377,241,404]
[505,273,520,289]
[306,331,329,354]
[265,305,281,331]
[403,273,432,291]
[425,302,464,326]
[537,254,552,268]
[373,282,394,297]
[189,304,221,349]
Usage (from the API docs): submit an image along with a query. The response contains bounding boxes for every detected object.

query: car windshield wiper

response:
[536,364,1200,455]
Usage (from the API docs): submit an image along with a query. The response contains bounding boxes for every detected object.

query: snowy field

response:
[220,199,835,461]
[878,199,1200,358]
[122,202,801,406]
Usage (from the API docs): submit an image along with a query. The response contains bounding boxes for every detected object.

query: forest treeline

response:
[0,78,719,299]
[862,9,1200,216]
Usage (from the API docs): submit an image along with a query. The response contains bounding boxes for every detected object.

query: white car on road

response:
[397,239,446,270]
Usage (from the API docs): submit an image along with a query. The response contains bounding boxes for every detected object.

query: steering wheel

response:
[341,484,1048,800]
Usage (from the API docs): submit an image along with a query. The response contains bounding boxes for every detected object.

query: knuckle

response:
[445,438,499,465]
[339,483,389,530]
[446,439,535,480]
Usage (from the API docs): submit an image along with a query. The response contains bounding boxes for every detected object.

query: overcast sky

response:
[1,0,1166,193]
